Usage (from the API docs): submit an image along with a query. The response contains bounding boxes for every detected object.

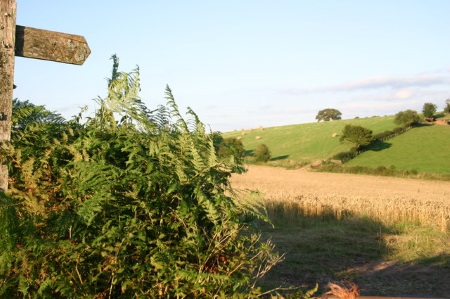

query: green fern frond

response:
[2,57,282,298]
[165,85,189,132]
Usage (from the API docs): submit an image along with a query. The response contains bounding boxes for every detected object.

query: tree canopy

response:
[315,108,342,122]
[444,99,450,114]
[394,109,421,127]
[339,125,373,149]
[422,102,437,119]
[254,143,271,162]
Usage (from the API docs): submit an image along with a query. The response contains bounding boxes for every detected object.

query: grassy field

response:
[231,166,450,297]
[224,116,450,296]
[346,124,450,174]
[224,115,450,174]
[223,116,397,164]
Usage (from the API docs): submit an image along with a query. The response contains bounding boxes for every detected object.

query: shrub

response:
[331,151,357,163]
[444,99,450,114]
[217,136,246,163]
[0,58,283,298]
[339,125,373,149]
[394,109,420,127]
[254,144,271,162]
[422,102,438,119]
[373,130,394,142]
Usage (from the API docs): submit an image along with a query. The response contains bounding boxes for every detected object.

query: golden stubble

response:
[231,165,450,231]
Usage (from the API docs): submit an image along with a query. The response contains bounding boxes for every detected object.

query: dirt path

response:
[231,165,450,206]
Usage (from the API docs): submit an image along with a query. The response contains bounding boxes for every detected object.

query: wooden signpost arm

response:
[0,0,90,191]
[15,25,91,65]
[0,0,16,192]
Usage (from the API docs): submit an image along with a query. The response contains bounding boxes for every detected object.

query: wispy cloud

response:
[283,74,450,95]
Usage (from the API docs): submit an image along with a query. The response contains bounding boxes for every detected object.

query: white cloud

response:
[394,89,414,99]
[283,73,450,95]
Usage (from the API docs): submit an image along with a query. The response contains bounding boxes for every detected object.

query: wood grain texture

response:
[15,25,90,65]
[0,0,17,191]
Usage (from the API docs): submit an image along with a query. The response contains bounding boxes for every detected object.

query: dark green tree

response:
[394,109,421,127]
[339,125,373,149]
[422,102,437,119]
[444,99,450,114]
[218,137,245,160]
[315,108,342,122]
[254,144,271,162]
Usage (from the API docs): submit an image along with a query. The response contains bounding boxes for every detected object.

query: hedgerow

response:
[0,57,293,298]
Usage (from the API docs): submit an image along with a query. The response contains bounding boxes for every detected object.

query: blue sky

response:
[13,1,450,132]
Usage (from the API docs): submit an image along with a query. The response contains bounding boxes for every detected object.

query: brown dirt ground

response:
[230,165,450,297]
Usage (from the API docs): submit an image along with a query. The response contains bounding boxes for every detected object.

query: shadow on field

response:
[256,202,450,297]
[416,122,434,127]
[368,140,391,152]
[271,155,290,161]
[347,255,450,297]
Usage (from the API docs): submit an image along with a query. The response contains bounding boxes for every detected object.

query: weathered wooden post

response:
[0,0,90,191]
[0,0,16,192]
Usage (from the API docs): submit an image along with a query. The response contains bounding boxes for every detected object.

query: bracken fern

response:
[0,57,314,298]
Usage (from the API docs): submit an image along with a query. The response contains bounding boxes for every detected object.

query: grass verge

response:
[255,200,450,297]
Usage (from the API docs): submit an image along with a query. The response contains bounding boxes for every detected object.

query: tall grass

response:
[262,194,449,233]
[232,166,450,232]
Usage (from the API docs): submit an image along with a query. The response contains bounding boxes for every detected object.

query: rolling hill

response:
[223,115,450,174]
[346,124,450,174]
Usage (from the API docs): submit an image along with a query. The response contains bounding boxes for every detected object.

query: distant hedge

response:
[331,125,410,163]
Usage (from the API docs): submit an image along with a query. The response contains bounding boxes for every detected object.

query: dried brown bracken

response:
[323,282,359,299]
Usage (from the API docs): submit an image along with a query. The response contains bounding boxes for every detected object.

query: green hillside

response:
[223,116,450,174]
[346,124,450,174]
[223,116,397,163]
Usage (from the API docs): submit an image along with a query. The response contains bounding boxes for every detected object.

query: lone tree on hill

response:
[254,143,271,162]
[315,108,342,122]
[422,102,437,119]
[394,109,421,128]
[339,125,373,149]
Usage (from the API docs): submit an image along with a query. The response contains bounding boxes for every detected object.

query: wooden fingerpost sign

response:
[0,0,90,191]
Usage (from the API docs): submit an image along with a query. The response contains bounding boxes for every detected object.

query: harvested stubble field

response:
[230,165,450,297]
[232,165,450,230]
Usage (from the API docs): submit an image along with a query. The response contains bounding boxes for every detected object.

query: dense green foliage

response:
[331,150,358,164]
[212,133,246,164]
[254,144,271,162]
[339,125,373,149]
[394,110,421,127]
[0,59,286,298]
[422,102,437,119]
[372,126,408,142]
[444,99,450,114]
[315,108,342,122]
